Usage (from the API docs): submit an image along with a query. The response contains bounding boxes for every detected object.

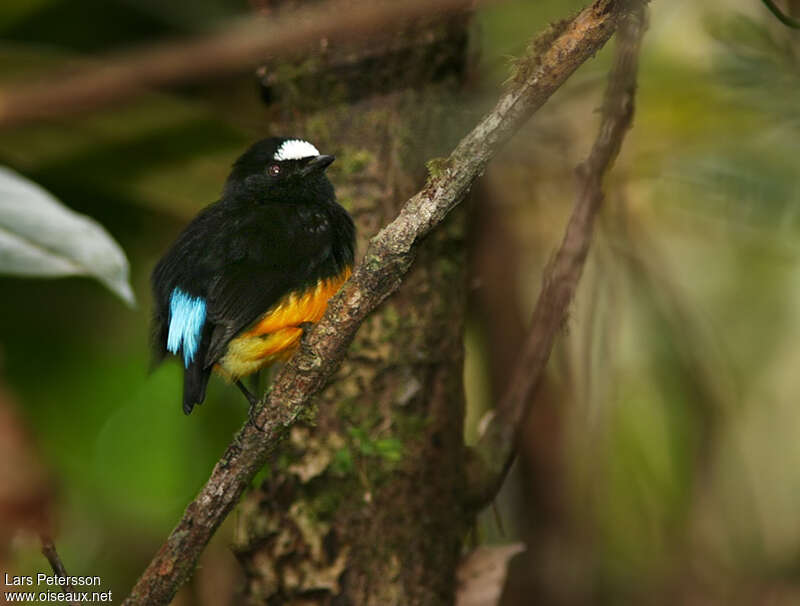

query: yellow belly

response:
[216,268,351,381]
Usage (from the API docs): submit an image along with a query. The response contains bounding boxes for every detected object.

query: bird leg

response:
[236,380,265,432]
[236,380,258,405]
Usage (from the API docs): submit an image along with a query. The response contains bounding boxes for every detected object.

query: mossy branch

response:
[121,2,639,604]
[465,1,649,509]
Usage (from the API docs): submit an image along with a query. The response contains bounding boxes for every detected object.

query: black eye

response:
[268,164,281,176]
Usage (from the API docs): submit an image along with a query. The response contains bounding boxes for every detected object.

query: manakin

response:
[151,138,355,414]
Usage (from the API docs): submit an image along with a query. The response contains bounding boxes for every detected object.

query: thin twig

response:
[465,1,649,508]
[120,2,631,604]
[761,0,800,28]
[0,0,491,128]
[40,535,81,606]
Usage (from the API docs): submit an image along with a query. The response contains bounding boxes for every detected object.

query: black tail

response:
[183,362,212,415]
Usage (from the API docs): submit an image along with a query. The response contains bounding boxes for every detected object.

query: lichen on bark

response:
[235,30,472,600]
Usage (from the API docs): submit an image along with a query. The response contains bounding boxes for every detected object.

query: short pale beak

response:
[300,154,335,175]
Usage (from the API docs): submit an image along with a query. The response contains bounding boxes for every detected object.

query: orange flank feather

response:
[216,268,351,380]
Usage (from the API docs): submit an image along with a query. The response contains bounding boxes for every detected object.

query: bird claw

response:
[247,383,274,433]
[298,322,317,347]
[236,380,266,432]
[248,403,266,433]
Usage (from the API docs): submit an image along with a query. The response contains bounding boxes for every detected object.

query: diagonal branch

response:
[0,0,486,128]
[761,0,800,28]
[40,535,81,606]
[120,2,636,604]
[465,1,649,509]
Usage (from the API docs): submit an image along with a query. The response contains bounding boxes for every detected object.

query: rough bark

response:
[234,18,471,605]
[235,161,469,604]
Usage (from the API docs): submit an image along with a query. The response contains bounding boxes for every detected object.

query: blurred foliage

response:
[2,0,800,604]
[471,2,800,604]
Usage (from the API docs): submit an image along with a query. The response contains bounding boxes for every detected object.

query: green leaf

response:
[0,166,135,306]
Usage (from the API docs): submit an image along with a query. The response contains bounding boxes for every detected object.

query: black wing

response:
[202,206,342,366]
[150,201,229,366]
[151,199,348,413]
[202,262,299,366]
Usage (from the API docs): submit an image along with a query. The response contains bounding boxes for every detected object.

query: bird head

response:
[223,137,336,204]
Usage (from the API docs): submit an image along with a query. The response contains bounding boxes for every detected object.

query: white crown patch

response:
[273,139,320,161]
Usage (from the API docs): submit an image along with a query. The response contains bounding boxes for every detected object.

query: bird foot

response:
[236,380,266,432]
[248,403,266,433]
[298,321,318,347]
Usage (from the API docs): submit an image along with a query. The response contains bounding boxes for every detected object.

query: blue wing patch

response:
[167,287,207,367]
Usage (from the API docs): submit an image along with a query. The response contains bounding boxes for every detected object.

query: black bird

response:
[151,137,355,414]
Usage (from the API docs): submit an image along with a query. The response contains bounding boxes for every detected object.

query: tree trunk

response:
[233,14,472,605]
